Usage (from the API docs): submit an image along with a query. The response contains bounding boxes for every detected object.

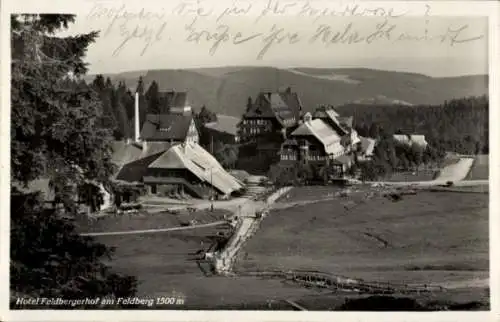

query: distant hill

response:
[83,67,488,117]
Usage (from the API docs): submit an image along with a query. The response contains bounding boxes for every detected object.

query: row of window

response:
[280,154,329,161]
[242,119,270,125]
[280,151,347,161]
[242,127,270,135]
[281,154,297,161]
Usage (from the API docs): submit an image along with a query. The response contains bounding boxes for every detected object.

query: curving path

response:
[80,221,227,237]
[213,188,293,274]
[367,157,487,187]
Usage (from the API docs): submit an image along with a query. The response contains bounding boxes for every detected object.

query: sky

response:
[61,0,489,77]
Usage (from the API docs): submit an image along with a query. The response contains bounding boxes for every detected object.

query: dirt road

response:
[80,221,227,237]
[214,188,292,273]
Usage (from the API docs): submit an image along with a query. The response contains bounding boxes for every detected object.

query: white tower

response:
[135,92,140,142]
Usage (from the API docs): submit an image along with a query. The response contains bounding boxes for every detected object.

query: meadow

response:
[76,208,230,234]
[464,155,489,180]
[77,187,489,309]
[236,190,489,292]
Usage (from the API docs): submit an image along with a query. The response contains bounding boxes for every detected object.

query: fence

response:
[236,269,445,295]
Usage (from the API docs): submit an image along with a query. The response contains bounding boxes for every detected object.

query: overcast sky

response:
[61,1,489,77]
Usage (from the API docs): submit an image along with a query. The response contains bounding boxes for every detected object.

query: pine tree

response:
[136,76,144,95]
[10,14,137,306]
[91,74,117,134]
[246,96,253,112]
[145,80,160,114]
[109,80,130,139]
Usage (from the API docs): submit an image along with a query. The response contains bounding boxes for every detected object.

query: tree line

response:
[11,14,137,307]
[338,96,488,180]
[338,95,489,156]
[267,95,488,183]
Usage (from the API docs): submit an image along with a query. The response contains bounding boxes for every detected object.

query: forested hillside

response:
[84,67,488,117]
[337,96,489,155]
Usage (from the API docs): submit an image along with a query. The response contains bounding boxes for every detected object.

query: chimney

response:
[135,92,140,142]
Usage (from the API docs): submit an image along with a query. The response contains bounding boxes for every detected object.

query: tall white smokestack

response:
[135,92,140,142]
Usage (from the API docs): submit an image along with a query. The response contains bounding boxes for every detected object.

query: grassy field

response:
[275,185,349,203]
[236,190,489,291]
[383,170,436,183]
[75,209,231,233]
[91,228,323,308]
[75,187,489,309]
[464,155,489,180]
[75,208,323,308]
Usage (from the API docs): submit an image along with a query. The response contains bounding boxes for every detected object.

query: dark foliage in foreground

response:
[10,191,137,309]
[10,14,137,306]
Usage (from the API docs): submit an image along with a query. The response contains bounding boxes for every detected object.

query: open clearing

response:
[92,227,321,308]
[464,155,489,180]
[236,190,488,292]
[384,170,436,183]
[76,206,321,307]
[75,209,230,234]
[77,184,489,309]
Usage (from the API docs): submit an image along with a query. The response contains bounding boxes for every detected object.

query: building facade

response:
[280,112,350,177]
[112,91,244,199]
[239,88,303,143]
[278,106,365,179]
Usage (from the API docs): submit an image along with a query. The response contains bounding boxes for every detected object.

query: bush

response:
[11,191,137,308]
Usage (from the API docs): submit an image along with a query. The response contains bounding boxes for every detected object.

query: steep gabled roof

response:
[283,92,303,120]
[115,151,166,183]
[111,141,174,180]
[111,141,143,167]
[312,106,349,136]
[243,90,302,127]
[313,106,340,119]
[204,115,240,136]
[291,119,344,155]
[264,93,295,125]
[140,114,193,141]
[148,143,244,195]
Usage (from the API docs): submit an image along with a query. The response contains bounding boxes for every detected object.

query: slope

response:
[84,67,488,117]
